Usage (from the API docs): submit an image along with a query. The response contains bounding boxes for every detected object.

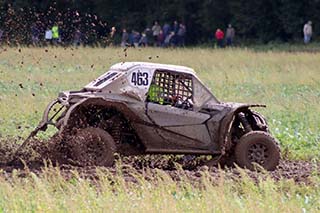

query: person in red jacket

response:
[215,28,224,48]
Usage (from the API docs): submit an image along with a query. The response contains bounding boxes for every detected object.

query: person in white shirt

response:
[152,21,161,46]
[45,28,52,45]
[303,21,312,44]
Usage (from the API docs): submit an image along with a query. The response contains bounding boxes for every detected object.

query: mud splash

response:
[0,137,319,185]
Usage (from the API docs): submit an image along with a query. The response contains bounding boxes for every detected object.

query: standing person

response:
[128,30,134,46]
[173,20,179,34]
[162,22,171,37]
[0,29,3,44]
[225,24,235,46]
[139,33,148,47]
[45,27,52,45]
[108,26,117,46]
[164,31,174,47]
[121,28,129,47]
[172,20,179,46]
[215,28,224,48]
[51,23,60,45]
[303,21,313,44]
[132,30,140,47]
[152,21,161,46]
[31,23,40,46]
[157,30,165,46]
[177,23,186,46]
[73,29,82,46]
[144,27,153,46]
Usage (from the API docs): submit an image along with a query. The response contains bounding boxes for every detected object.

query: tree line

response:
[0,0,319,45]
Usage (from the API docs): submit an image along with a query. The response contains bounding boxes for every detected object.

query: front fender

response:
[218,103,266,155]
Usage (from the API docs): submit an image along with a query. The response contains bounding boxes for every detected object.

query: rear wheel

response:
[68,127,116,166]
[235,131,280,171]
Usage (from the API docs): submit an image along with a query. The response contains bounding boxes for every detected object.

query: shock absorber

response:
[237,112,252,133]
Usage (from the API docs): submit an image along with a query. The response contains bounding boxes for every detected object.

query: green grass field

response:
[0,47,319,212]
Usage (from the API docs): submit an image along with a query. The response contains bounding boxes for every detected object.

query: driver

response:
[147,83,164,104]
[172,95,193,110]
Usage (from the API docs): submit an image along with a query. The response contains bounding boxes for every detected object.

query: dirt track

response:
[0,138,318,184]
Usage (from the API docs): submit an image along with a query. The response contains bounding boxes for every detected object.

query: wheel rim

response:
[248,142,269,165]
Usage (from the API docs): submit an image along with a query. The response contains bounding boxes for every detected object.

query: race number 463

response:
[131,72,149,86]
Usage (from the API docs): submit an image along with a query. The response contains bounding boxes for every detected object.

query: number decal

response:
[131,72,149,86]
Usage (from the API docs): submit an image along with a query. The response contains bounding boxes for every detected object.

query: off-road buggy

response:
[20,62,280,170]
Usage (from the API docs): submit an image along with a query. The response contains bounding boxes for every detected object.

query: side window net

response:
[147,70,193,109]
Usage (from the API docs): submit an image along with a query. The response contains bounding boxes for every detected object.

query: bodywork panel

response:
[145,102,212,151]
[146,103,210,126]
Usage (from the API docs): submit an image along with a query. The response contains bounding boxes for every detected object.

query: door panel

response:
[147,103,210,126]
[165,125,211,146]
[146,102,212,150]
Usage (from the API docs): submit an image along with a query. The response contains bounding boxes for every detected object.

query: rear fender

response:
[59,97,144,134]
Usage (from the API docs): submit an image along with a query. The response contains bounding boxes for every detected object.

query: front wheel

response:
[68,127,116,166]
[235,131,280,171]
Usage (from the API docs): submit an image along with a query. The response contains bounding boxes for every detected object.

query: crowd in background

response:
[0,19,188,48]
[1,19,236,48]
[0,16,314,48]
[120,21,186,48]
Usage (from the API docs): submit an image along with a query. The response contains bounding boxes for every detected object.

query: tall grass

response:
[0,165,319,212]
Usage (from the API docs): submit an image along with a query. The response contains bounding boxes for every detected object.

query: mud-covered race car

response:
[21,62,280,170]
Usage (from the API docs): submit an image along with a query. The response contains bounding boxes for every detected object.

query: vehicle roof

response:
[110,62,196,75]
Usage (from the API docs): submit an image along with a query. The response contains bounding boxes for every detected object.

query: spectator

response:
[173,20,179,34]
[45,27,52,45]
[152,21,161,46]
[144,27,153,46]
[177,23,186,46]
[73,29,82,46]
[172,20,179,45]
[31,23,40,46]
[121,28,129,47]
[225,24,235,46]
[0,29,3,43]
[139,33,148,47]
[132,30,140,47]
[215,28,224,48]
[52,23,60,45]
[128,30,134,46]
[303,21,312,44]
[108,26,116,46]
[162,22,171,37]
[164,31,175,47]
[157,30,165,46]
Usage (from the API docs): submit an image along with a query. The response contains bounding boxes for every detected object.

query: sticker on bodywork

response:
[129,69,153,87]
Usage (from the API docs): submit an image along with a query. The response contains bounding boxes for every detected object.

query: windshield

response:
[193,77,219,108]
